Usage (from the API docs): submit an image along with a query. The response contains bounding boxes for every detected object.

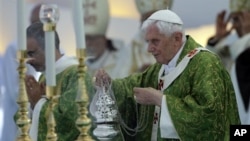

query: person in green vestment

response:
[21,22,94,141]
[94,9,240,141]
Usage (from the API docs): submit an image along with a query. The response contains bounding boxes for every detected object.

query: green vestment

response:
[110,36,240,141]
[36,65,94,141]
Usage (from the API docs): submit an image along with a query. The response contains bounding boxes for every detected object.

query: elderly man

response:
[95,9,240,141]
[129,0,174,72]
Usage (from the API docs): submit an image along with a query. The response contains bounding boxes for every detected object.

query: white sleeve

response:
[206,37,228,54]
[160,95,179,139]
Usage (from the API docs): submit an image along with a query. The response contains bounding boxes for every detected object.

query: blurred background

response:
[0,0,229,56]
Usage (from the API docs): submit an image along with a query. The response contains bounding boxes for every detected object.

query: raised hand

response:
[214,10,233,41]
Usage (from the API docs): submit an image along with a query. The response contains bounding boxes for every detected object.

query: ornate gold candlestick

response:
[16,50,31,141]
[39,4,60,141]
[75,49,94,141]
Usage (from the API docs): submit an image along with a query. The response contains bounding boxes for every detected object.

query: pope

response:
[95,9,240,141]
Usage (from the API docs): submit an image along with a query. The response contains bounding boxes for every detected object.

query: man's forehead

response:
[229,11,245,21]
[27,38,40,49]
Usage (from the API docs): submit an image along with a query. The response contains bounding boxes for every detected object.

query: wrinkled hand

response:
[94,69,111,89]
[25,75,45,109]
[214,10,232,41]
[133,87,163,106]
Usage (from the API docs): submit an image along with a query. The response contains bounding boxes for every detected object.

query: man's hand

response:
[214,10,233,41]
[239,11,250,36]
[25,75,45,109]
[133,87,163,106]
[94,69,111,91]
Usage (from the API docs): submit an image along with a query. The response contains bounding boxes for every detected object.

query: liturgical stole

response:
[151,47,207,141]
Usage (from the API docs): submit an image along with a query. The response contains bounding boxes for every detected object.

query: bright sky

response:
[0,0,230,55]
[109,0,139,19]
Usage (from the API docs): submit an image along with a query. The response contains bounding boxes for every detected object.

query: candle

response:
[73,0,86,49]
[45,31,56,86]
[17,0,26,50]
[40,4,59,86]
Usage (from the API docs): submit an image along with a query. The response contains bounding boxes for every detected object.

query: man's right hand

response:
[209,10,233,45]
[94,69,111,88]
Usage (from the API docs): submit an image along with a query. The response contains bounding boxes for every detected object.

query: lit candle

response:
[17,0,26,50]
[73,0,86,49]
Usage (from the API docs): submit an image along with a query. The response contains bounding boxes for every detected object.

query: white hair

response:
[141,20,186,42]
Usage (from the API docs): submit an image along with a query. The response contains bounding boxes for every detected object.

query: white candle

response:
[73,0,86,49]
[45,31,56,86]
[17,0,26,50]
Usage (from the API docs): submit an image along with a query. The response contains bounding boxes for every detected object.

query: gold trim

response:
[76,48,86,58]
[43,23,56,31]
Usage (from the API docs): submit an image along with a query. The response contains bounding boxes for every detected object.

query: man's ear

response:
[173,32,183,47]
[173,32,182,42]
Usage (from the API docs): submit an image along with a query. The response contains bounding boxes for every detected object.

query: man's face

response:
[230,11,250,37]
[85,35,106,61]
[26,37,45,72]
[231,12,244,37]
[145,24,180,64]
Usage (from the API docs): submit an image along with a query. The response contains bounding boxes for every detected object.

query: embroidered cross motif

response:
[158,79,164,90]
[153,112,159,124]
[187,49,198,57]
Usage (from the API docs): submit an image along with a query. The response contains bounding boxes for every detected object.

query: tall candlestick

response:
[16,1,31,140]
[17,0,26,50]
[40,4,59,140]
[40,4,59,86]
[73,1,93,140]
[73,0,86,49]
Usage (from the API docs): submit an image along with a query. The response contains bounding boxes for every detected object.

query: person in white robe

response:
[206,0,250,124]
[0,4,43,141]
[83,0,132,79]
[0,42,40,141]
[0,55,4,141]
